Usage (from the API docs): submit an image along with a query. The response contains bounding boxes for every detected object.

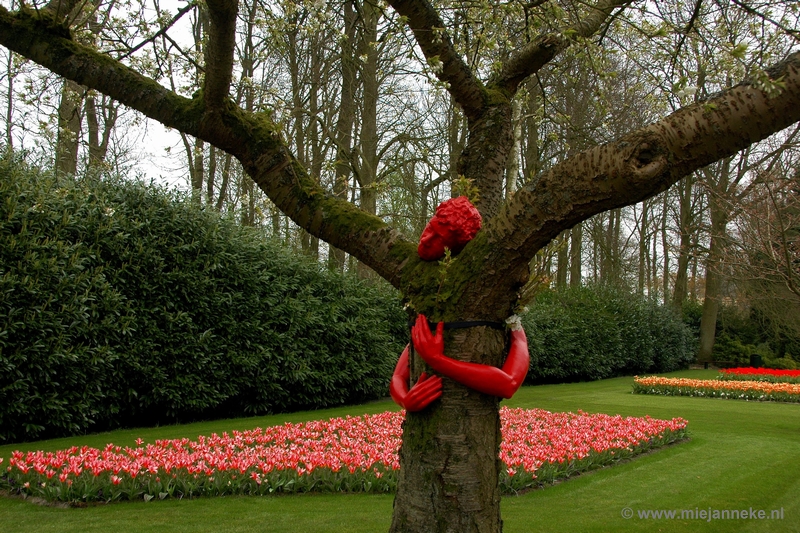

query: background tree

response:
[726,154,800,344]
[2,0,800,531]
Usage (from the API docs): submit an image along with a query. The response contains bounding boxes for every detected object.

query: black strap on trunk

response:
[408,319,506,332]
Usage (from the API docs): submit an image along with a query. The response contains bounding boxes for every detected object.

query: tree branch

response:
[203,0,238,107]
[386,0,485,120]
[0,5,415,288]
[42,0,82,24]
[728,0,800,42]
[120,0,197,60]
[508,51,800,250]
[492,0,632,94]
[460,50,800,319]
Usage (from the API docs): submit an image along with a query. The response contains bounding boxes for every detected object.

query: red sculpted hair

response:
[417,196,482,261]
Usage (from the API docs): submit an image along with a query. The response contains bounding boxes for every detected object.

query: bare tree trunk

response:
[458,104,513,219]
[357,0,380,279]
[671,173,696,311]
[661,192,670,303]
[697,268,721,363]
[207,145,217,205]
[555,231,569,287]
[54,78,83,175]
[287,13,310,254]
[591,217,600,282]
[697,192,729,363]
[214,152,233,211]
[85,92,100,168]
[601,209,621,285]
[192,138,205,204]
[570,222,582,287]
[238,0,257,226]
[521,82,542,182]
[305,38,323,260]
[690,241,699,302]
[638,200,649,295]
[328,0,358,273]
[85,93,117,172]
[189,3,210,204]
[4,47,14,150]
[651,220,658,297]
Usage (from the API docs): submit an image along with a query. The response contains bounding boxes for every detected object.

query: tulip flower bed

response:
[0,407,686,504]
[633,376,800,402]
[717,367,800,384]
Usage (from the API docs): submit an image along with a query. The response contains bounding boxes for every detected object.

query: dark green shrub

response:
[681,300,703,333]
[682,300,800,363]
[765,357,797,370]
[0,154,405,443]
[523,284,694,383]
[711,335,751,367]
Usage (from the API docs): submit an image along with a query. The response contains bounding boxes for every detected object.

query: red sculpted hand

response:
[390,345,442,411]
[411,315,445,363]
[411,314,530,399]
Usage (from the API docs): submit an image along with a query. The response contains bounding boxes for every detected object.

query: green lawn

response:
[2,369,798,532]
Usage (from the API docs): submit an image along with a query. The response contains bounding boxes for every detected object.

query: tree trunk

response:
[570,222,582,287]
[306,38,323,261]
[638,200,649,295]
[390,325,506,533]
[214,152,233,211]
[650,221,658,297]
[448,95,466,188]
[671,173,696,311]
[601,209,621,285]
[556,231,568,288]
[328,0,358,273]
[458,103,513,219]
[192,138,205,204]
[54,78,83,175]
[85,93,117,172]
[207,145,217,205]
[4,46,12,150]
[660,193,670,303]
[388,65,517,532]
[697,258,721,364]
[357,0,380,279]
[697,167,731,363]
[85,92,101,170]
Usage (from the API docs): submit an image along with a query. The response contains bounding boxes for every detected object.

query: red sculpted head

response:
[417,196,482,261]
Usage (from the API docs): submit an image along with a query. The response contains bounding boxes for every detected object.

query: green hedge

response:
[523,285,694,383]
[0,155,405,444]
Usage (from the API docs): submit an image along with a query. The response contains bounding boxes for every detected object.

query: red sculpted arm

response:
[411,315,529,399]
[390,344,443,411]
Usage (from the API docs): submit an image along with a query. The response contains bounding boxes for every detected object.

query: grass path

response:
[2,369,798,532]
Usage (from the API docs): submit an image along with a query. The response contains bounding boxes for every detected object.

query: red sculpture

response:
[390,315,530,411]
[417,196,482,261]
[392,196,528,411]
[389,345,443,412]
